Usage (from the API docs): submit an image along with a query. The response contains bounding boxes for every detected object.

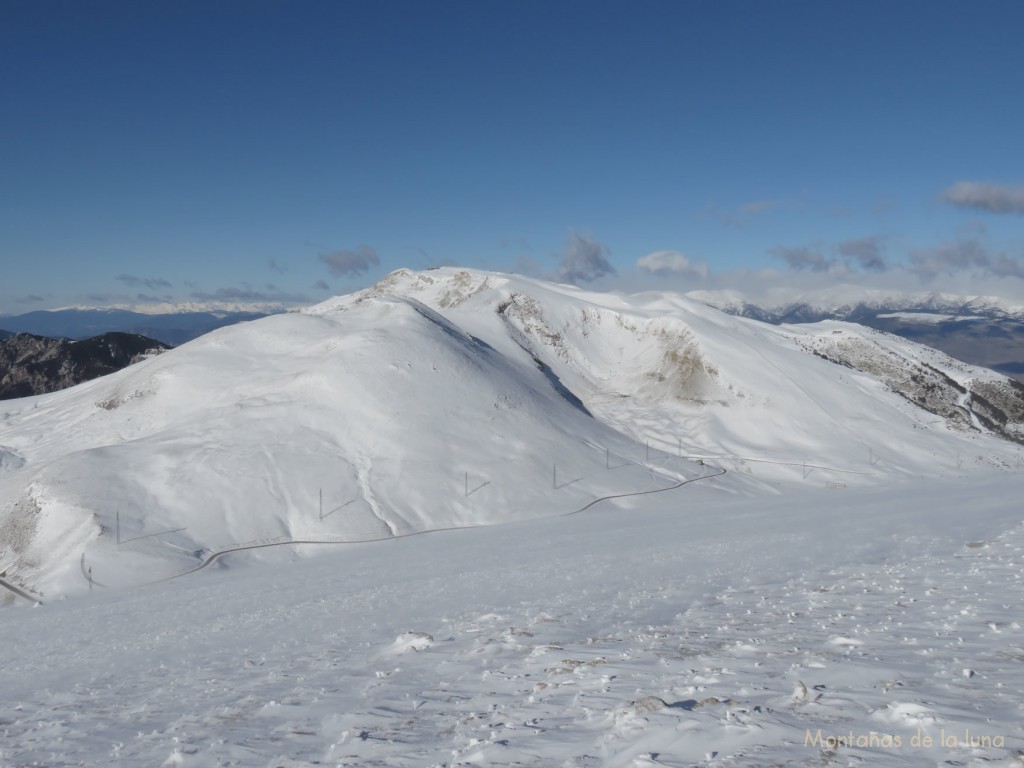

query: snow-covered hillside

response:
[1,268,1022,600]
[2,268,1024,767]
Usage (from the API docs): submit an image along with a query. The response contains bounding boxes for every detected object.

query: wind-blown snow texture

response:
[1,269,1023,766]
[2,481,1023,767]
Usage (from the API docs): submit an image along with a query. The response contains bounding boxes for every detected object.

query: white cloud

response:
[944,181,1024,215]
[837,236,888,272]
[556,231,616,284]
[636,250,709,278]
[908,239,1024,281]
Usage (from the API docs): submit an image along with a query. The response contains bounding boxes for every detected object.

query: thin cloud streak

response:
[116,274,173,291]
[135,292,174,303]
[703,198,796,230]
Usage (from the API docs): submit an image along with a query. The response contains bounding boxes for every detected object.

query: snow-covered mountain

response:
[1,268,1023,601]
[358,269,1023,455]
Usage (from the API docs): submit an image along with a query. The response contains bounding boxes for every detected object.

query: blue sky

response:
[3,0,1024,314]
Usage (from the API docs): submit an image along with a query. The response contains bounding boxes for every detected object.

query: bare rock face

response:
[797,331,1024,446]
[0,332,169,400]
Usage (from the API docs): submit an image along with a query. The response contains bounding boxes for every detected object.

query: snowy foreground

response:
[2,475,1023,768]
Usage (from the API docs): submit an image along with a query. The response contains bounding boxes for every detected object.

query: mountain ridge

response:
[686,286,1024,321]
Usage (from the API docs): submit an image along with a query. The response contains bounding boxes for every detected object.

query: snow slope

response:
[1,477,1022,767]
[1,268,1022,600]
[0,291,711,598]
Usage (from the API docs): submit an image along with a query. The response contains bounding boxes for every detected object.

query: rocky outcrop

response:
[797,331,1024,446]
[0,332,169,400]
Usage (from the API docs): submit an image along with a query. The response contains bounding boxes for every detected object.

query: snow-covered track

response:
[149,466,727,585]
[566,465,726,516]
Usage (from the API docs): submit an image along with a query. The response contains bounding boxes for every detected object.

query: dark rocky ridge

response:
[0,332,169,400]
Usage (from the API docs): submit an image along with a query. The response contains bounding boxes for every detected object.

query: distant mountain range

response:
[0,308,270,346]
[688,289,1024,383]
[0,332,169,400]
